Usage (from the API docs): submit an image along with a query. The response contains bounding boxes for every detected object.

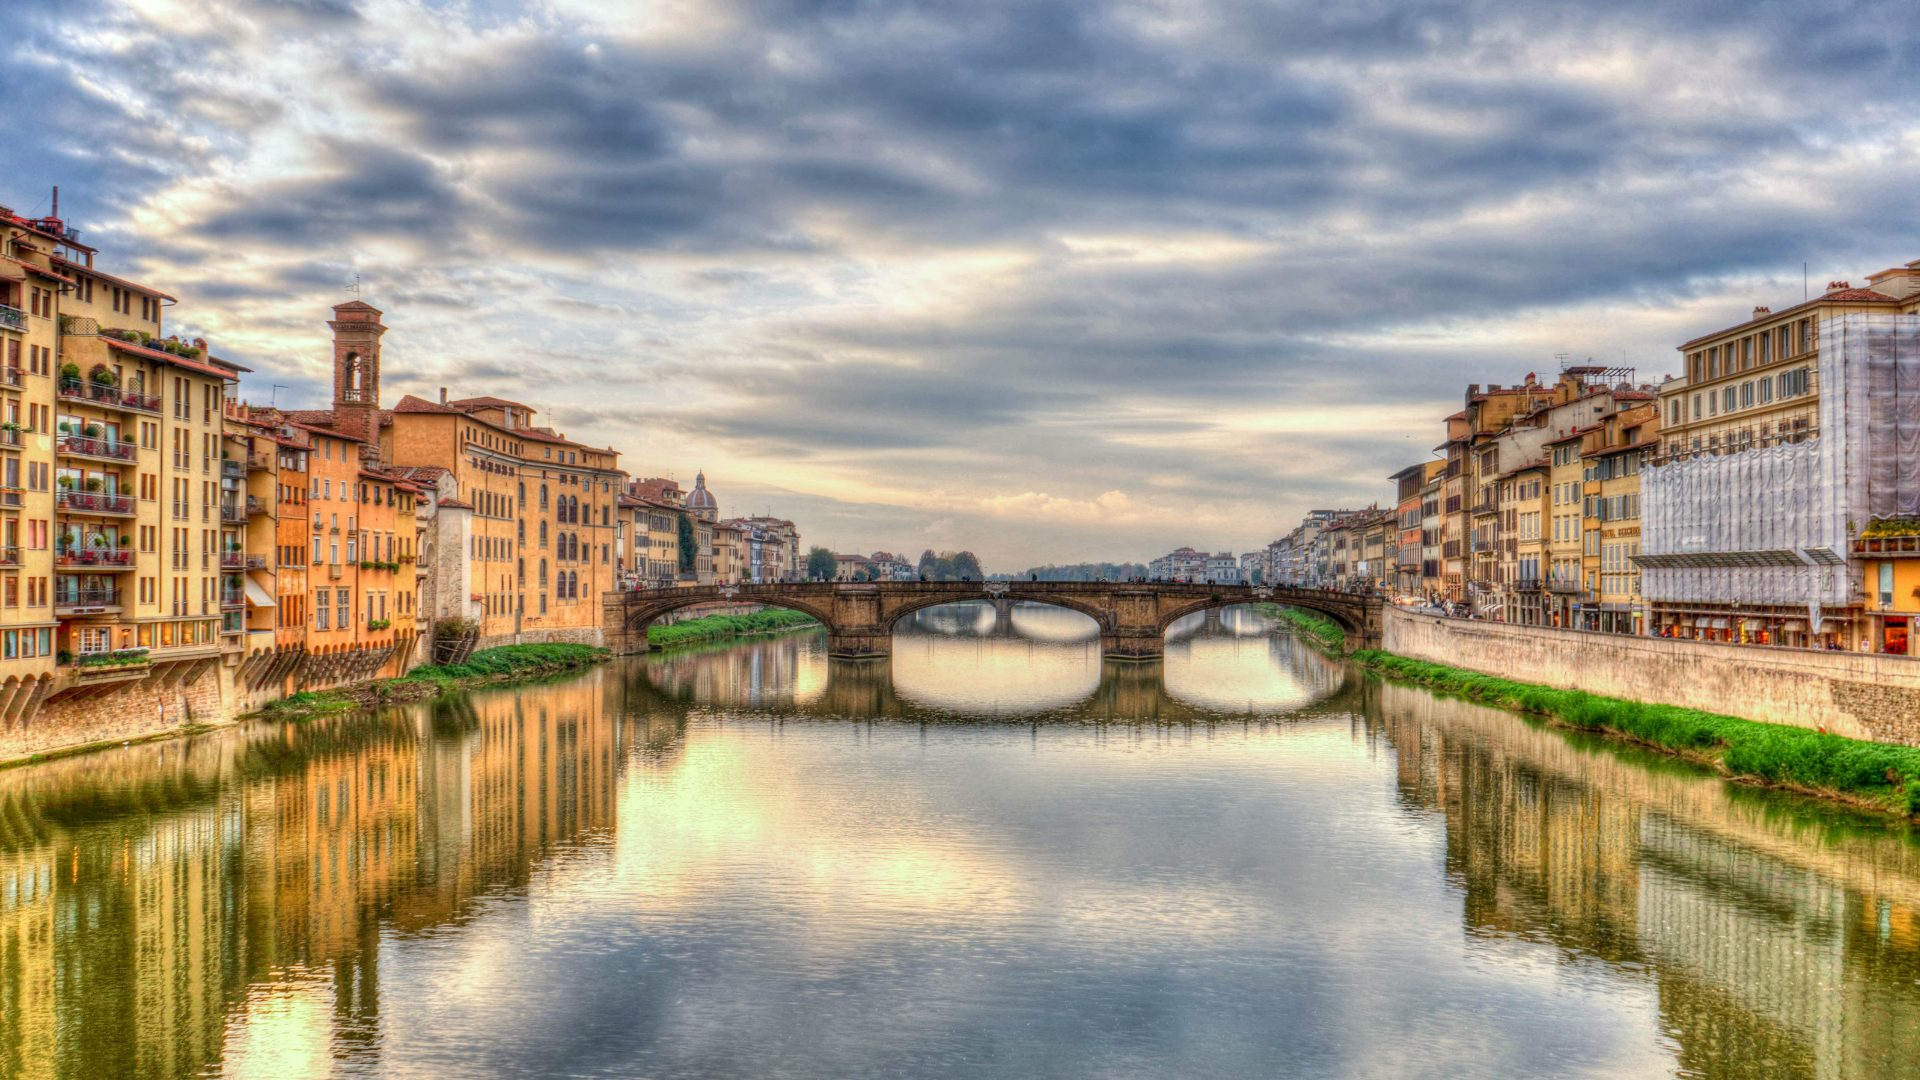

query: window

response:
[315,589,330,629]
[1692,395,1702,420]
[337,591,349,628]
[1723,387,1736,412]
[1741,381,1753,408]
[1758,376,1773,404]
[1882,563,1895,608]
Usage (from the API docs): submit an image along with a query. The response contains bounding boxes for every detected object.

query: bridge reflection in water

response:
[0,602,1914,1078]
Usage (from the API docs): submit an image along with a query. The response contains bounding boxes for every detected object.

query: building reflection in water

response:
[1,601,1918,1079]
[0,671,624,1079]
[1373,682,1920,1079]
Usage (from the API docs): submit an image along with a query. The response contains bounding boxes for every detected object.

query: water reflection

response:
[0,604,1916,1077]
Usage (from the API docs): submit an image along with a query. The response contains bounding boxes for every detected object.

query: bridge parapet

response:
[605,581,1381,659]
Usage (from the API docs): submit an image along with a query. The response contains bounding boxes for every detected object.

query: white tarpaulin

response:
[1638,313,1920,607]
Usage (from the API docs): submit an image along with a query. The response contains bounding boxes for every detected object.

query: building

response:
[1640,266,1920,650]
[868,551,914,581]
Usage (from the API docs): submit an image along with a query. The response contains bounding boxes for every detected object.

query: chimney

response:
[439,387,447,405]
[1827,280,1850,293]
[1752,305,1770,320]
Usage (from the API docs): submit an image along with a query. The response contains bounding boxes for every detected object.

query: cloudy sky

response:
[5,0,1918,569]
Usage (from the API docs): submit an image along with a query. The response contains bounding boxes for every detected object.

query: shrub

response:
[403,643,607,683]
[648,609,819,648]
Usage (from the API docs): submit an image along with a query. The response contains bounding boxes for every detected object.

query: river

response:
[1,602,1917,1078]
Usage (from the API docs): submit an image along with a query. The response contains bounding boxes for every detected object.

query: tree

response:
[677,513,697,573]
[950,551,984,579]
[806,546,838,581]
[917,549,939,578]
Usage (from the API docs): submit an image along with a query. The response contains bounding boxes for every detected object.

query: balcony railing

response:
[218,502,245,523]
[1547,580,1586,595]
[1512,577,1542,592]
[56,376,161,414]
[246,448,273,471]
[55,433,137,462]
[219,591,245,611]
[247,495,269,515]
[0,489,22,508]
[1472,540,1495,553]
[0,368,22,388]
[56,490,136,516]
[220,459,244,479]
[53,587,120,610]
[0,305,25,332]
[0,547,19,568]
[220,551,245,570]
[55,548,135,570]
[1472,499,1496,515]
[1854,535,1920,558]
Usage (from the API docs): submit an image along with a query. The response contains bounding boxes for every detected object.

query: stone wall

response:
[1382,607,1920,745]
[474,626,604,652]
[13,662,232,760]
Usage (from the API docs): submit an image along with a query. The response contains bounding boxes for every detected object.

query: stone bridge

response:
[604,581,1382,659]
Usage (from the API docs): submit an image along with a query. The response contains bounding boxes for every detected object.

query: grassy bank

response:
[1352,649,1920,816]
[1261,604,1345,652]
[259,643,610,721]
[648,609,819,649]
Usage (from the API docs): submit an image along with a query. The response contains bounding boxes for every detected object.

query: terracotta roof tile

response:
[101,336,251,376]
[391,394,463,415]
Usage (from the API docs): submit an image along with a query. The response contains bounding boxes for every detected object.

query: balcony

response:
[56,490,136,517]
[220,502,247,524]
[1546,580,1588,598]
[1472,499,1496,515]
[246,447,273,471]
[1513,578,1542,592]
[0,489,21,508]
[1854,535,1920,558]
[54,587,121,613]
[247,495,269,515]
[219,590,245,611]
[220,458,245,479]
[0,304,24,332]
[219,551,245,570]
[0,428,22,448]
[55,433,137,463]
[55,548,135,571]
[56,376,161,414]
[0,547,19,568]
[0,368,22,389]
[1472,540,1495,554]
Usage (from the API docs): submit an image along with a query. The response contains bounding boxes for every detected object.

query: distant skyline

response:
[6,0,1919,569]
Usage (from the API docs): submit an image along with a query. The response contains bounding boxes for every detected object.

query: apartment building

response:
[1640,265,1920,650]
[1581,402,1657,634]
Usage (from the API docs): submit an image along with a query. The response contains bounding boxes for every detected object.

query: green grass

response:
[1351,649,1920,815]
[400,642,608,684]
[648,609,819,649]
[1262,604,1345,651]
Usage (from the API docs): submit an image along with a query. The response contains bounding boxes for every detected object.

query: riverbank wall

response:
[1383,607,1920,745]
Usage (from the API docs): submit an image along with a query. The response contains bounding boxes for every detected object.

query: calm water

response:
[2,603,1919,1079]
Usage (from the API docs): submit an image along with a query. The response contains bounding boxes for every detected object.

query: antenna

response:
[1804,262,1808,302]
[346,274,361,299]
[270,384,289,408]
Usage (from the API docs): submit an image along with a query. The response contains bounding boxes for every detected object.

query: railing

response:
[0,428,22,448]
[0,304,25,332]
[0,489,22,508]
[56,376,160,413]
[0,368,22,388]
[55,548,134,569]
[220,459,244,479]
[56,490,136,515]
[54,587,120,609]
[246,495,268,515]
[220,502,247,523]
[220,551,245,569]
[1513,578,1542,592]
[55,433,137,461]
[1547,580,1585,595]
[247,448,273,471]
[0,547,19,568]
[245,553,268,570]
[1472,540,1494,553]
[219,590,245,610]
[1472,499,1495,514]
[1854,535,1920,557]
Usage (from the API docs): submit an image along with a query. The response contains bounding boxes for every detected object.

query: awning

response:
[1781,620,1808,631]
[243,577,276,608]
[1711,617,1731,629]
[1694,616,1713,628]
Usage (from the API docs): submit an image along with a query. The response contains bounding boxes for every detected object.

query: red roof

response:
[391,394,462,415]
[448,395,534,412]
[50,256,176,302]
[284,418,365,443]
[101,335,251,376]
[437,498,473,510]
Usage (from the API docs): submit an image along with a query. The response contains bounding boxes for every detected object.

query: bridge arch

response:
[882,592,1115,635]
[616,591,836,641]
[1154,595,1369,645]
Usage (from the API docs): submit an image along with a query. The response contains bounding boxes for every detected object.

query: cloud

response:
[12,0,1920,567]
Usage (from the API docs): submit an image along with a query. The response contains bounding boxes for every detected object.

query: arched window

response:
[539,483,548,510]
[518,481,526,509]
[539,521,548,547]
[517,520,525,544]
[568,571,578,599]
[517,558,525,587]
[539,558,548,587]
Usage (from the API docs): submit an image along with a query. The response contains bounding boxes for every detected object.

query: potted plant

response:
[120,536,132,548]
[83,478,102,493]
[56,475,72,490]
[83,424,102,438]
[59,362,79,380]
[89,368,115,387]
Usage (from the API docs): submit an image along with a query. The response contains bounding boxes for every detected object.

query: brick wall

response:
[1383,607,1920,744]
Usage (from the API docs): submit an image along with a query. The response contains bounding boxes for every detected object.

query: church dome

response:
[687,471,719,516]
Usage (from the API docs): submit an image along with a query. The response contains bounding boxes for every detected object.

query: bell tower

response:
[329,301,386,457]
